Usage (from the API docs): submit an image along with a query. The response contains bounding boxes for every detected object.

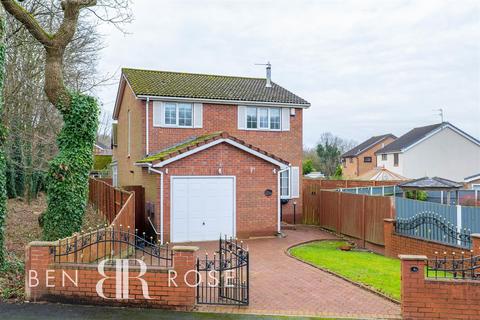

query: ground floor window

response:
[280,170,290,198]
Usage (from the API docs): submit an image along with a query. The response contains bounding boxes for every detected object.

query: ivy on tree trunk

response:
[0,12,7,267]
[42,93,98,240]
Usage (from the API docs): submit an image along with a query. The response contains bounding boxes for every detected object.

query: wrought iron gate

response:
[196,236,249,305]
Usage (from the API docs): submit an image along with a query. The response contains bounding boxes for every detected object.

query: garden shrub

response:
[406,190,428,201]
[42,92,99,241]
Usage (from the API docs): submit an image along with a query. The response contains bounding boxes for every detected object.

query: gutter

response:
[136,94,311,108]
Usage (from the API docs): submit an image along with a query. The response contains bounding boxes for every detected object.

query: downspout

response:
[145,97,150,155]
[148,166,164,244]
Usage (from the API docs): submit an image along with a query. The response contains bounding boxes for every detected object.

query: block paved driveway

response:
[190,226,401,319]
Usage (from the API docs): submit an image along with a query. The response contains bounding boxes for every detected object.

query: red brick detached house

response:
[112,68,310,243]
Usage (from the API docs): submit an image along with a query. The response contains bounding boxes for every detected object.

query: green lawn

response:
[289,241,400,301]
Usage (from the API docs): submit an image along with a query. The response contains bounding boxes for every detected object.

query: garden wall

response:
[400,255,480,320]
[383,219,469,259]
[25,242,197,310]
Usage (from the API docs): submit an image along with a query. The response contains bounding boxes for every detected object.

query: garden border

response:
[285,238,400,304]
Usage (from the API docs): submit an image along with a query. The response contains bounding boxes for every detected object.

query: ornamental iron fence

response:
[395,212,471,249]
[52,225,173,267]
[196,235,249,305]
[427,252,480,280]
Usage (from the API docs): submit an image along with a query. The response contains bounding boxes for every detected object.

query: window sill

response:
[243,128,282,132]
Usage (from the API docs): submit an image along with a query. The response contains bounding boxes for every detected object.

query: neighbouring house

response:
[357,167,408,181]
[94,141,112,156]
[341,134,396,178]
[111,68,310,243]
[465,173,480,190]
[376,122,480,182]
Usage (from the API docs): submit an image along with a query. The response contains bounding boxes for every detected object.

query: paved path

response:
[0,303,306,320]
[192,226,401,319]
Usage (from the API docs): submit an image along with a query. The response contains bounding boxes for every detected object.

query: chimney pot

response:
[266,62,272,88]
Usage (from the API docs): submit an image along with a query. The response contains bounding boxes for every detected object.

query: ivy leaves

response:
[42,91,99,241]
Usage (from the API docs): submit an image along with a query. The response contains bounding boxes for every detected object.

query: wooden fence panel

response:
[319,191,340,232]
[339,193,364,239]
[364,196,394,245]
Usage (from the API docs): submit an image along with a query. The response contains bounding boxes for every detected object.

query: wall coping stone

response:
[28,241,59,247]
[399,254,428,261]
[172,246,199,252]
[384,218,395,222]
[471,233,480,239]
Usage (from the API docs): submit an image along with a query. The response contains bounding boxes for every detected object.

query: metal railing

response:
[395,212,472,248]
[427,252,480,280]
[53,225,173,267]
[196,236,249,305]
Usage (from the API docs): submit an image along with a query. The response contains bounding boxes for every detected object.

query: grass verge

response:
[289,240,400,301]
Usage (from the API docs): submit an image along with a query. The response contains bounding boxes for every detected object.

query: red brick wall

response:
[400,257,480,320]
[146,101,303,224]
[153,142,279,242]
[384,219,468,259]
[25,243,197,310]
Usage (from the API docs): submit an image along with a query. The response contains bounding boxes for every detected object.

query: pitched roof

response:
[136,131,289,166]
[376,122,480,154]
[342,134,396,158]
[122,68,310,106]
[358,167,408,181]
[398,176,463,189]
[465,173,480,182]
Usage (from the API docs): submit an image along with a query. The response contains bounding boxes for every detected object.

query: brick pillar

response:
[384,218,395,258]
[172,245,199,309]
[25,241,57,301]
[399,255,427,320]
[471,233,480,256]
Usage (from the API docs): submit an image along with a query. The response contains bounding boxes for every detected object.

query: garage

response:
[171,176,235,242]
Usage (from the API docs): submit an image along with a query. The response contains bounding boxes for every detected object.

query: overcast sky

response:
[95,0,480,147]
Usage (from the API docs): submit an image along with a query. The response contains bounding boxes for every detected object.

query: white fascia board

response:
[113,74,136,120]
[465,174,480,183]
[136,95,310,109]
[403,124,480,153]
[151,138,289,169]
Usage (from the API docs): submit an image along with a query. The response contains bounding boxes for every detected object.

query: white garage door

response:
[171,176,235,242]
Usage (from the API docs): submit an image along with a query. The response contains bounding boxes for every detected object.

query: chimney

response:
[266,62,272,88]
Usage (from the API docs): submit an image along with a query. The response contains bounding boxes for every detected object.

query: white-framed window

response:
[112,164,118,187]
[381,154,387,161]
[280,167,300,199]
[163,102,193,127]
[245,107,282,131]
[472,184,480,191]
[280,170,290,198]
[394,153,399,166]
[153,101,202,128]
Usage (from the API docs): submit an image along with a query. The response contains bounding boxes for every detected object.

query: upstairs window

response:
[246,107,281,131]
[394,153,399,166]
[381,154,387,161]
[364,156,372,163]
[164,102,193,127]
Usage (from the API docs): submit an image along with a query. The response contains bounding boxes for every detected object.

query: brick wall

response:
[25,242,198,310]
[114,88,304,226]
[400,255,480,320]
[384,219,469,259]
[155,142,279,242]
